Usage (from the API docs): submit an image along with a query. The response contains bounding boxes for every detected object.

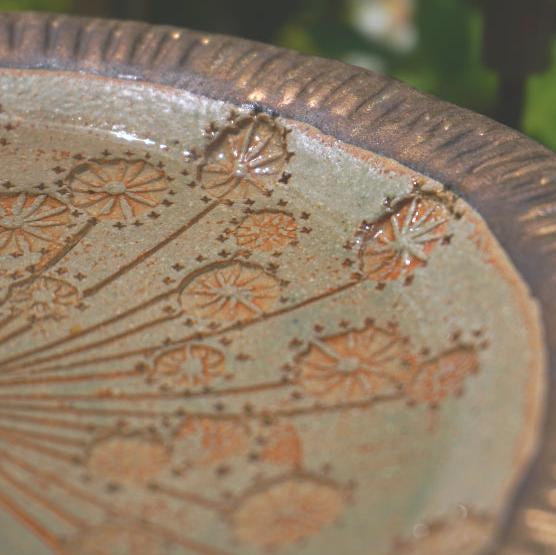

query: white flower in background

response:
[351,0,417,53]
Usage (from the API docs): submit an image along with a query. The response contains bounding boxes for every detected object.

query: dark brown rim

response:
[0,11,555,553]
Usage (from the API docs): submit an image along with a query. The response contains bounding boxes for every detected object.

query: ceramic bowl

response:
[0,12,554,555]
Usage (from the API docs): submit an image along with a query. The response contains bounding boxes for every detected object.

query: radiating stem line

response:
[0,290,172,370]
[82,200,219,298]
[0,449,235,555]
[0,464,86,529]
[0,367,142,388]
[141,521,236,555]
[0,430,80,464]
[0,411,105,433]
[6,348,155,375]
[269,391,404,418]
[0,424,86,448]
[0,446,113,515]
[0,322,32,348]
[0,488,69,555]
[0,312,18,333]
[0,379,289,403]
[0,402,174,419]
[0,312,181,373]
[0,392,404,423]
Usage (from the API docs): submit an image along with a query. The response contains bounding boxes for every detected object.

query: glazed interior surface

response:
[0,70,546,555]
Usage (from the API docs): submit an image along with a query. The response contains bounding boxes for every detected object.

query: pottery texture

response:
[0,12,553,555]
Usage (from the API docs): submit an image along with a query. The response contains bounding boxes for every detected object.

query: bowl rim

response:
[0,10,555,553]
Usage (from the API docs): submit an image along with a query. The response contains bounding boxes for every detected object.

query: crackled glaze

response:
[0,71,545,555]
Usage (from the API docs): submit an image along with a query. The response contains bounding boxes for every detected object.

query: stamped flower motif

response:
[87,433,170,486]
[231,477,346,549]
[258,423,303,468]
[68,159,168,221]
[198,114,290,199]
[116,495,189,532]
[11,276,79,321]
[406,347,479,406]
[149,344,228,390]
[394,512,493,555]
[235,211,297,252]
[179,262,281,323]
[175,418,303,469]
[358,196,449,281]
[64,524,167,555]
[0,193,69,256]
[175,418,251,467]
[295,324,414,404]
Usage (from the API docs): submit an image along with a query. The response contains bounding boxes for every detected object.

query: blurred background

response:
[0,0,555,150]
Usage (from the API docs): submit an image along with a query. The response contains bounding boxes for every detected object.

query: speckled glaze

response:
[0,12,554,555]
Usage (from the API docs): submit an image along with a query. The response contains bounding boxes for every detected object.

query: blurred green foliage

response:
[525,39,556,149]
[393,0,497,112]
[0,0,69,11]
[0,0,554,150]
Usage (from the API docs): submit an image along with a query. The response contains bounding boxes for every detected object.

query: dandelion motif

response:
[179,262,281,324]
[406,347,479,406]
[258,423,303,468]
[295,324,414,403]
[174,418,303,470]
[231,478,346,550]
[198,114,290,199]
[68,159,168,221]
[359,196,449,281]
[149,344,228,389]
[0,193,69,256]
[11,276,79,321]
[235,211,297,252]
[87,433,170,486]
[175,418,251,467]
